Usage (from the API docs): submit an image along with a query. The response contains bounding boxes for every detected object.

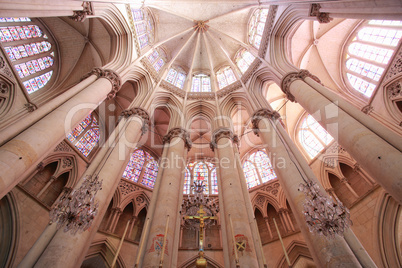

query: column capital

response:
[340,177,349,184]
[121,107,150,135]
[70,2,94,22]
[281,70,323,102]
[82,67,122,99]
[251,108,281,137]
[309,3,333,24]
[278,208,289,214]
[162,127,192,151]
[209,127,234,152]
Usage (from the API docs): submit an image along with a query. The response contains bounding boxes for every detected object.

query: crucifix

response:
[184,204,217,267]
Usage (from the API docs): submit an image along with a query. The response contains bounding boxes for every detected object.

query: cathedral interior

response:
[0,0,401,267]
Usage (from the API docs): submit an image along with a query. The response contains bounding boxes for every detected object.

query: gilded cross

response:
[184,205,217,251]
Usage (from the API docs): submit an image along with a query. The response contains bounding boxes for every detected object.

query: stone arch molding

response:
[0,73,15,118]
[119,190,150,216]
[24,152,78,190]
[276,240,314,268]
[84,238,126,268]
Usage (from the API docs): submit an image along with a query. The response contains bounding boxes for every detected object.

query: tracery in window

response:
[0,17,56,94]
[235,49,255,74]
[66,113,100,157]
[147,48,166,72]
[298,114,333,158]
[166,67,186,89]
[216,66,236,89]
[131,8,154,49]
[183,161,218,194]
[191,73,211,92]
[345,20,402,97]
[243,150,276,189]
[122,149,159,189]
[248,8,269,49]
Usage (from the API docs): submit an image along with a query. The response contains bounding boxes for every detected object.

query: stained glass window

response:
[165,67,186,89]
[299,114,334,158]
[243,150,276,189]
[66,113,100,157]
[345,20,402,97]
[184,161,218,195]
[147,48,166,73]
[216,66,236,89]
[191,74,211,92]
[210,168,218,194]
[131,8,154,49]
[235,49,256,74]
[0,17,56,94]
[183,168,191,194]
[122,149,159,189]
[142,153,158,188]
[248,8,269,49]
[123,150,145,182]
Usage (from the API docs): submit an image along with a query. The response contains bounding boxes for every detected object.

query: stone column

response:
[232,135,265,268]
[0,74,98,146]
[142,127,191,268]
[0,68,121,200]
[340,177,359,199]
[252,109,361,267]
[210,128,259,267]
[111,209,123,233]
[127,216,137,239]
[281,70,402,204]
[33,107,149,268]
[263,217,273,239]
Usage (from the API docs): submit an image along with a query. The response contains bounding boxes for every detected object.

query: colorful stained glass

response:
[217,72,228,89]
[1,20,55,94]
[194,162,209,195]
[138,34,148,48]
[345,20,401,98]
[210,168,218,194]
[176,72,186,89]
[122,149,159,188]
[66,114,100,157]
[243,150,277,189]
[0,17,30,22]
[243,160,260,188]
[153,58,164,72]
[299,115,333,158]
[183,168,191,194]
[217,67,236,89]
[131,9,144,21]
[166,68,177,83]
[191,76,200,92]
[236,49,256,74]
[142,157,158,189]
[248,8,269,49]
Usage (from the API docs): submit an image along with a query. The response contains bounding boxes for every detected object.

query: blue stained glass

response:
[183,168,191,194]
[210,168,218,194]
[142,158,158,189]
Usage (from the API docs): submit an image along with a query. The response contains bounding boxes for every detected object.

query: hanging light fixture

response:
[298,180,352,238]
[50,174,102,235]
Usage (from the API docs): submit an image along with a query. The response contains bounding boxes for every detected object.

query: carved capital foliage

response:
[387,80,401,100]
[281,69,323,102]
[24,102,37,112]
[251,108,281,136]
[121,107,150,135]
[82,67,122,99]
[70,1,94,22]
[385,45,402,81]
[210,128,234,151]
[361,105,374,115]
[163,127,192,151]
[310,3,333,24]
